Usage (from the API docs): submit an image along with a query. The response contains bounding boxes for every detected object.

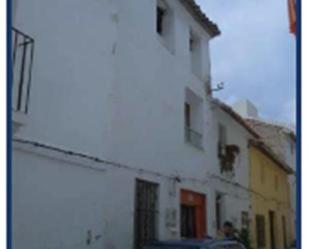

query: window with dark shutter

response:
[218,123,227,157]
[256,215,266,248]
[156,6,165,35]
[185,102,191,128]
[215,194,222,231]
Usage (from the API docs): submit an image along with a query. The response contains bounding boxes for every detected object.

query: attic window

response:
[157,6,165,35]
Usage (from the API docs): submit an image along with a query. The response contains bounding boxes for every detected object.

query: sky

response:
[196,0,296,126]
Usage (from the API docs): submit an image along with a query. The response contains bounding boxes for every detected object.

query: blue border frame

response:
[7,0,12,246]
[6,1,302,249]
[296,0,302,248]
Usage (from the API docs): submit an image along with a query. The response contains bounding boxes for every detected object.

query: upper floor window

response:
[217,123,240,175]
[156,0,174,53]
[189,29,202,78]
[184,88,203,149]
[275,175,279,191]
[218,123,227,156]
[156,4,165,35]
[261,166,265,183]
[157,6,165,35]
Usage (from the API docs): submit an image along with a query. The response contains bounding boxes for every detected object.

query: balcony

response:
[12,27,34,133]
[185,126,203,150]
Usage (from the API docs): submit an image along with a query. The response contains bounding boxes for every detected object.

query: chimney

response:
[232,99,258,118]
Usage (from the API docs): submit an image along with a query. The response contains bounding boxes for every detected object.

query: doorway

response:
[180,189,207,239]
[282,216,288,249]
[215,193,222,232]
[269,211,276,249]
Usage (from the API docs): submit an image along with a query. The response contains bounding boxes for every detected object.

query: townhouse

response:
[233,100,296,249]
[248,141,294,249]
[12,0,226,248]
[233,100,297,244]
[211,99,259,235]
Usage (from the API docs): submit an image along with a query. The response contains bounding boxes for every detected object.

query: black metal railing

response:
[185,126,203,149]
[12,27,34,113]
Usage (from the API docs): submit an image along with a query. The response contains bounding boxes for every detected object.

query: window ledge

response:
[13,110,28,134]
[157,34,175,55]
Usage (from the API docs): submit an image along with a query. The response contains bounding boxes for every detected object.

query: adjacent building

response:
[211,99,259,235]
[248,140,294,249]
[233,99,297,244]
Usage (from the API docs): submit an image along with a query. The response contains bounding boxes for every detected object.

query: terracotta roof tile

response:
[180,0,220,37]
[213,100,294,174]
[249,139,294,174]
[212,99,260,138]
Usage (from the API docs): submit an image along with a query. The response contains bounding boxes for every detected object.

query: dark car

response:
[143,239,246,249]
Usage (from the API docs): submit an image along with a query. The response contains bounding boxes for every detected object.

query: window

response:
[189,29,202,78]
[215,194,223,231]
[134,179,159,249]
[260,165,265,183]
[282,216,288,249]
[184,88,203,149]
[275,175,279,191]
[156,5,165,35]
[185,102,191,128]
[156,0,174,52]
[218,124,227,156]
[255,215,266,248]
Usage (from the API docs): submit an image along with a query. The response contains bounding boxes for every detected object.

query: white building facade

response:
[211,100,258,233]
[12,1,252,249]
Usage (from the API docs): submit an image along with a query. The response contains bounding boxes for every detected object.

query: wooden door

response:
[180,189,207,238]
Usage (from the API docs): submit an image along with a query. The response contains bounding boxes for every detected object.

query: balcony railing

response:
[185,126,203,149]
[12,27,34,113]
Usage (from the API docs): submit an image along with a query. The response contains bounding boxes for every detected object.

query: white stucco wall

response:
[13,0,118,157]
[210,105,253,230]
[12,141,219,249]
[12,0,252,248]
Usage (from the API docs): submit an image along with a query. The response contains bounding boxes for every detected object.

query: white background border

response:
[0,0,306,248]
[1,0,7,247]
[301,0,307,248]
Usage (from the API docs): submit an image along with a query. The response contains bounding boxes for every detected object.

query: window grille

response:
[255,215,266,248]
[134,179,159,249]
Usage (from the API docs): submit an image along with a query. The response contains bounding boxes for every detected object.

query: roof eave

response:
[180,0,221,38]
[213,99,260,139]
[249,140,294,175]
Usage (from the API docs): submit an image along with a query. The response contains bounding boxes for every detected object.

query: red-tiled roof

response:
[213,99,294,174]
[212,99,260,138]
[180,0,221,37]
[249,139,294,174]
